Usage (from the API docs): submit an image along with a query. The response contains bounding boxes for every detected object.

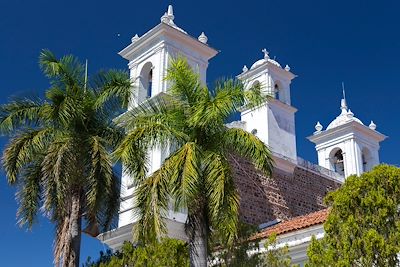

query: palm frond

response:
[222,127,273,175]
[115,92,182,128]
[16,160,43,228]
[204,151,239,245]
[244,81,270,109]
[0,98,47,133]
[41,137,75,215]
[113,133,148,185]
[39,49,84,92]
[114,116,188,182]
[167,142,201,210]
[2,128,52,184]
[164,57,202,105]
[189,79,244,129]
[86,136,120,230]
[133,167,170,243]
[92,70,132,110]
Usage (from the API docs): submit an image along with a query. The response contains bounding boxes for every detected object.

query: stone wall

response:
[230,156,341,225]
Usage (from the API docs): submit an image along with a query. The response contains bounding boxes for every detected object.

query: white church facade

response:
[98,5,387,266]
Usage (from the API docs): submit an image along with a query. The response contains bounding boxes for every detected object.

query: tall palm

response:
[115,58,274,267]
[1,50,132,267]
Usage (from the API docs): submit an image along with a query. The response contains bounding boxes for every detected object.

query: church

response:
[98,5,387,266]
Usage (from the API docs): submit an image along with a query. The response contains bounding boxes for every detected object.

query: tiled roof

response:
[250,208,329,241]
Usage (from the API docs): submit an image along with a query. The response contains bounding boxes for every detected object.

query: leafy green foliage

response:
[84,239,189,267]
[1,50,132,266]
[262,234,298,267]
[210,222,263,267]
[115,57,273,263]
[307,165,400,267]
[211,226,297,267]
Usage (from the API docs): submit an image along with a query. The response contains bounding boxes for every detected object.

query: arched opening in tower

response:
[330,149,345,176]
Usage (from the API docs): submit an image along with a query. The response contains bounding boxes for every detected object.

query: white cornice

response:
[237,61,296,81]
[308,121,387,145]
[119,23,218,61]
[98,219,187,250]
[240,98,297,115]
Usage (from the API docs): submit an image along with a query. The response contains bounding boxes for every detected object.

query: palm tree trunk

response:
[66,191,82,267]
[190,222,208,267]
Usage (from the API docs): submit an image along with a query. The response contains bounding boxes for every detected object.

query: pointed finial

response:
[198,32,208,44]
[131,34,140,43]
[242,65,248,72]
[342,82,346,103]
[261,48,270,59]
[284,64,291,71]
[161,5,175,24]
[340,82,348,115]
[314,121,323,134]
[168,5,174,18]
[369,120,377,130]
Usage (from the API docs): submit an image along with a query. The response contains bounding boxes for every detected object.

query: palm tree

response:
[1,50,132,267]
[115,58,274,267]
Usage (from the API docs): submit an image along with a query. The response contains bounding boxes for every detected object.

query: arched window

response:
[251,80,260,90]
[330,149,345,176]
[362,148,371,172]
[147,69,153,98]
[138,62,154,103]
[274,83,280,100]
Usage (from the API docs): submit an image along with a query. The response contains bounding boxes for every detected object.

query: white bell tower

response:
[119,5,218,108]
[237,49,298,161]
[118,5,217,174]
[308,97,387,178]
[117,5,218,230]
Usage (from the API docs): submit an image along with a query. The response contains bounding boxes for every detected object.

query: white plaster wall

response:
[241,101,297,161]
[241,105,270,145]
[268,101,297,160]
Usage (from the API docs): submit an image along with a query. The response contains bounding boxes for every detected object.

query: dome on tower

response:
[250,58,282,70]
[250,49,282,70]
[250,58,267,69]
[326,99,364,130]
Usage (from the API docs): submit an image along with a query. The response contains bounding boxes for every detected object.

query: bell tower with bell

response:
[308,92,387,178]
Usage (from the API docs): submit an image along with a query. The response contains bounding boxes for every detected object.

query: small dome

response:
[326,99,364,130]
[326,115,363,130]
[268,58,281,68]
[250,59,267,70]
[250,58,282,70]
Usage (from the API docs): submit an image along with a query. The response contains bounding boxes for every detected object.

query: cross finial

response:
[261,48,269,59]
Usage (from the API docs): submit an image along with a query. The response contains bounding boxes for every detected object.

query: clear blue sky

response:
[1,0,399,266]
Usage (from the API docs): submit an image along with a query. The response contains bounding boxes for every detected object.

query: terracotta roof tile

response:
[250,208,329,241]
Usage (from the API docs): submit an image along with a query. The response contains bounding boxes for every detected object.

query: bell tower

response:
[117,5,218,230]
[308,96,387,178]
[118,5,217,174]
[237,49,298,161]
[119,5,218,108]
